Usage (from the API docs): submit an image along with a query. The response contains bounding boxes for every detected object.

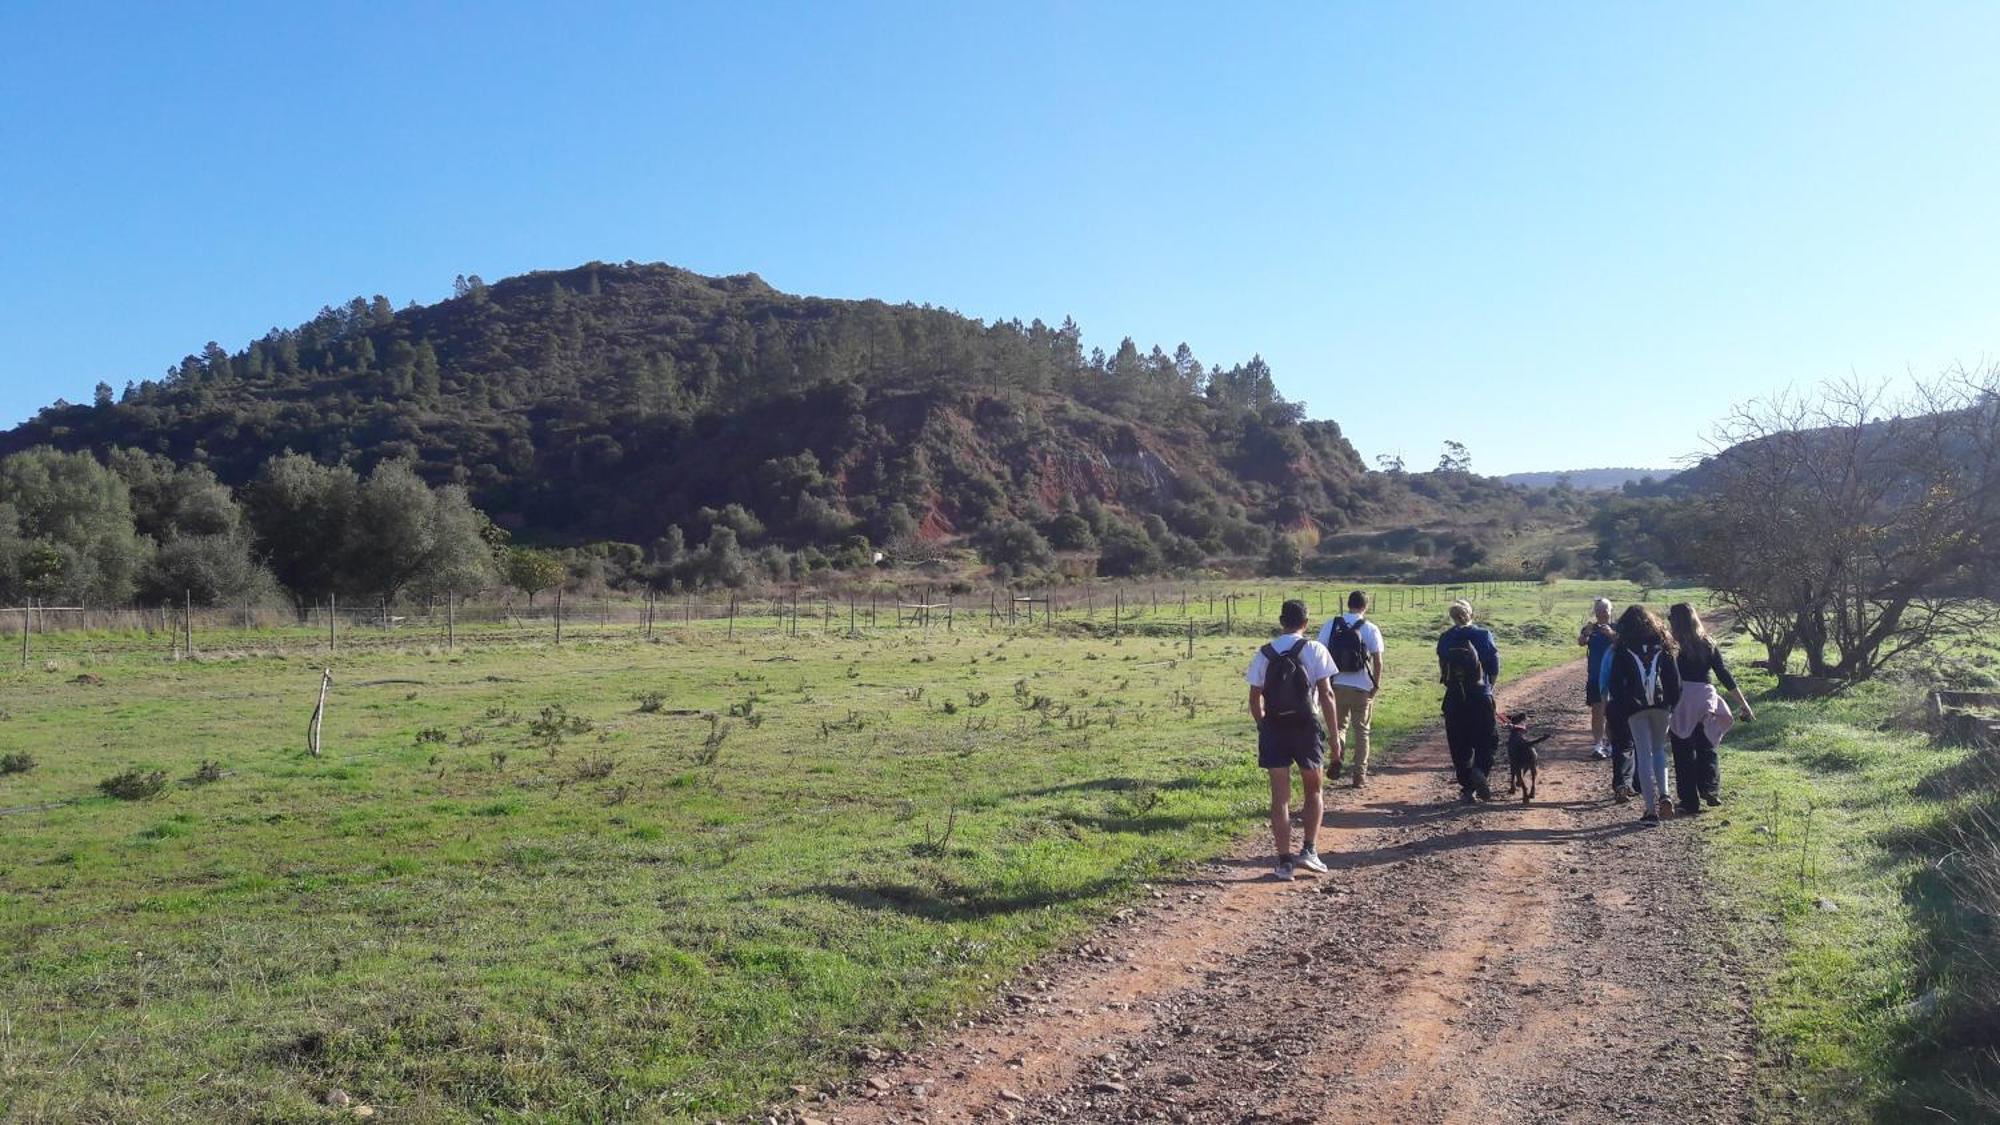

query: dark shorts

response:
[1585,677,1604,707]
[1257,719,1325,772]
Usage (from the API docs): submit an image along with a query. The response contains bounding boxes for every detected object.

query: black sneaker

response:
[1702,792,1721,807]
[1460,789,1477,805]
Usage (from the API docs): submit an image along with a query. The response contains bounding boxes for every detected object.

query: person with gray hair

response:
[1436,599,1501,802]
[1578,597,1618,760]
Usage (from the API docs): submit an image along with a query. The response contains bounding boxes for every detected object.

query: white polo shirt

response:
[1317,613,1384,691]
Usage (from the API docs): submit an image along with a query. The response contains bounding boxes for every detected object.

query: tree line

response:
[0,447,494,613]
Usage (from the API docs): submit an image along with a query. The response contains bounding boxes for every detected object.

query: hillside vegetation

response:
[1,263,1595,605]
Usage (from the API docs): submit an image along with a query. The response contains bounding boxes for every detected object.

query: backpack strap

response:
[1632,648,1661,704]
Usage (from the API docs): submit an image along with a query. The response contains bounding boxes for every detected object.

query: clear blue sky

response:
[4,3,1997,475]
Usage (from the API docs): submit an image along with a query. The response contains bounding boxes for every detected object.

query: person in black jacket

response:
[1436,600,1501,803]
[1607,605,1681,824]
[1666,603,1756,816]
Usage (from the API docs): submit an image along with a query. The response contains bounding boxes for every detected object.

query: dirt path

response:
[811,659,1756,1125]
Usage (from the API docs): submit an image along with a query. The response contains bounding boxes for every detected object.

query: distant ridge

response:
[1500,467,1675,491]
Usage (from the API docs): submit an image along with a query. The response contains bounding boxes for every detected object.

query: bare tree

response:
[1689,367,2000,680]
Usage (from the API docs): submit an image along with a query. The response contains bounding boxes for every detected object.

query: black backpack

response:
[1629,645,1671,708]
[1325,617,1368,675]
[1441,638,1485,698]
[1260,640,1317,725]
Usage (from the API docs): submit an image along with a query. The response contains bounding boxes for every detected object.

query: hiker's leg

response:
[1268,767,1293,858]
[1335,686,1372,782]
[1649,714,1672,800]
[1630,714,1661,813]
[1471,696,1498,787]
[1592,672,1608,744]
[1443,702,1473,790]
[1670,731,1701,811]
[1609,709,1635,793]
[1697,729,1721,800]
[1298,767,1323,851]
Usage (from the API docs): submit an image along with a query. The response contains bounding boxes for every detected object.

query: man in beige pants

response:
[1318,590,1385,787]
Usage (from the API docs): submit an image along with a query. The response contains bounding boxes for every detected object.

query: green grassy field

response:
[0,581,1631,1122]
[1700,643,2000,1122]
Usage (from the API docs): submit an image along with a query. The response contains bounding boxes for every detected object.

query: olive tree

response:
[1690,368,2000,679]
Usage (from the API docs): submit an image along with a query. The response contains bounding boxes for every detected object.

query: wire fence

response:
[2,579,1539,667]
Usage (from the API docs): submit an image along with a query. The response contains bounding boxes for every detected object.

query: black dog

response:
[1504,717,1550,803]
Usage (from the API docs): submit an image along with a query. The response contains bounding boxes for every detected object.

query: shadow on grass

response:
[1892,749,2000,1080]
[1052,806,1238,835]
[796,876,1128,922]
[1018,775,1210,799]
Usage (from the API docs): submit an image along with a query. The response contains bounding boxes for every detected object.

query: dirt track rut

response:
[817,658,1756,1124]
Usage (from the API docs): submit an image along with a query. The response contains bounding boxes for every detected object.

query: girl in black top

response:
[1666,604,1755,815]
[1608,605,1680,821]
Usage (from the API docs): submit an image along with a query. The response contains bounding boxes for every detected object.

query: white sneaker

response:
[1296,848,1328,874]
[1589,744,1609,761]
[1272,858,1296,881]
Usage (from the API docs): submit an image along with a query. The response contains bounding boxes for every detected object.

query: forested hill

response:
[3,261,1411,556]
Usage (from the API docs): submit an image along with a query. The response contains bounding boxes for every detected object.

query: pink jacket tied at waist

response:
[1670,681,1735,747]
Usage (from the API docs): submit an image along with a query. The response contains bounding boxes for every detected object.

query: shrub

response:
[1044,511,1096,551]
[1097,524,1163,577]
[189,760,224,785]
[98,768,168,801]
[977,519,1056,573]
[1626,561,1665,591]
[574,753,617,781]
[635,691,665,714]
[1265,536,1304,577]
[0,752,34,775]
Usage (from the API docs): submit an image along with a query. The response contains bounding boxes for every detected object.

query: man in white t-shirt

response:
[1318,590,1385,788]
[1246,599,1344,881]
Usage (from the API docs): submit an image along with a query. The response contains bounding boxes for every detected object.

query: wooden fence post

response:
[447,590,456,650]
[554,587,564,646]
[184,589,194,658]
[308,668,331,757]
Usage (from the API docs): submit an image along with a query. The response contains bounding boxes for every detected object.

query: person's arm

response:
[1248,685,1266,724]
[1317,679,1344,765]
[1479,631,1501,684]
[1712,648,1754,721]
[1710,647,1740,694]
[1367,650,1383,697]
